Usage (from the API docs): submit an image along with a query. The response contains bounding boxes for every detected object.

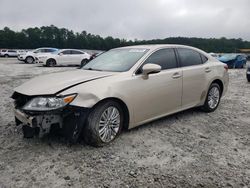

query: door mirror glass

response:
[142,63,161,76]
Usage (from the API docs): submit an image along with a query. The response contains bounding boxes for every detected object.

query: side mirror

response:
[142,63,161,78]
[59,53,63,56]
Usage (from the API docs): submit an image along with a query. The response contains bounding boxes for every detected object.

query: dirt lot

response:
[0,58,249,188]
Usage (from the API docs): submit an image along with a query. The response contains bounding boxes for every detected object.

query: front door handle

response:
[172,72,182,79]
[205,67,211,73]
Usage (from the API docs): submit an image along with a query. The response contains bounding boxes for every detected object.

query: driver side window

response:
[136,48,178,74]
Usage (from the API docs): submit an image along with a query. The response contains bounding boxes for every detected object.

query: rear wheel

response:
[84,100,124,147]
[247,75,250,82]
[25,56,34,64]
[201,83,221,112]
[46,59,56,67]
[80,59,88,68]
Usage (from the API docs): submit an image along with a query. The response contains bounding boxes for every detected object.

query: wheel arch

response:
[199,78,225,106]
[46,58,56,64]
[91,97,130,130]
[25,56,34,60]
[211,79,224,95]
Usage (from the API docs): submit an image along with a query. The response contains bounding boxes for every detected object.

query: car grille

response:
[11,92,33,108]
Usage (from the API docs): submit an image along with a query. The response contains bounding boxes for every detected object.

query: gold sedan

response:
[12,45,229,146]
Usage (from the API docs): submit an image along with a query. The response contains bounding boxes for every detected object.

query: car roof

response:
[59,49,83,52]
[116,44,203,50]
[36,47,58,50]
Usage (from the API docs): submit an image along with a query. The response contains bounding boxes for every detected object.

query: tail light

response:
[224,64,228,72]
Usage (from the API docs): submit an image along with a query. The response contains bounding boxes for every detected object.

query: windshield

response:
[82,48,149,72]
[52,50,60,54]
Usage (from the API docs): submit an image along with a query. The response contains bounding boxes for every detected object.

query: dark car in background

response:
[218,54,247,68]
[247,65,250,82]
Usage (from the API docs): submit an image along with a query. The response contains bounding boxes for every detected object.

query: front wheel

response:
[4,54,9,58]
[80,59,88,68]
[46,59,56,67]
[84,100,124,147]
[247,75,250,82]
[201,83,221,112]
[25,56,34,64]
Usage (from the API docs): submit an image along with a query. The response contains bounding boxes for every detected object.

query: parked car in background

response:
[218,54,247,68]
[0,49,7,57]
[36,49,91,67]
[0,49,18,57]
[18,47,58,63]
[209,52,221,59]
[247,64,250,82]
[17,50,28,56]
[12,45,229,146]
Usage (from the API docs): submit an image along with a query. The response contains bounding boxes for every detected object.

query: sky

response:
[0,0,250,41]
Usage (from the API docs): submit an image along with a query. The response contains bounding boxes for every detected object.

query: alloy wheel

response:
[98,106,120,143]
[208,86,220,109]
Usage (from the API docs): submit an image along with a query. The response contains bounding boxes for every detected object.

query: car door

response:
[57,50,71,65]
[176,48,209,108]
[9,50,17,57]
[131,48,182,124]
[70,50,83,65]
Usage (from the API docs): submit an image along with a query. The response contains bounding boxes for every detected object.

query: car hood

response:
[24,51,35,56]
[14,70,114,96]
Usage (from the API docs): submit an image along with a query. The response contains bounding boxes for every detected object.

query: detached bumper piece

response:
[12,92,90,143]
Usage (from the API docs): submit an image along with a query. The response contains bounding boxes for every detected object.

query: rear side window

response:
[201,54,208,63]
[177,48,203,67]
[61,50,71,55]
[40,49,47,53]
[46,49,57,53]
[71,50,83,54]
[143,48,178,70]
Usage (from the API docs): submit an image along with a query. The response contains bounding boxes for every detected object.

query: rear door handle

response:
[205,67,211,73]
[172,72,182,79]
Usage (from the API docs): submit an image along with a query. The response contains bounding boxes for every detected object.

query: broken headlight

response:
[22,94,77,111]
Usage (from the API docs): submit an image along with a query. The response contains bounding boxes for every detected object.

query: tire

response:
[83,100,124,147]
[80,59,88,68]
[22,125,39,138]
[247,75,250,82]
[25,56,34,64]
[4,54,9,58]
[46,59,56,67]
[201,83,221,112]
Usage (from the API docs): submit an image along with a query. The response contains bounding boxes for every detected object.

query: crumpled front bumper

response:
[14,105,90,139]
[14,108,63,137]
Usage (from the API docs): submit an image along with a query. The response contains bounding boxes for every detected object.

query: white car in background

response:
[17,50,28,56]
[36,49,91,67]
[0,49,18,57]
[18,48,58,63]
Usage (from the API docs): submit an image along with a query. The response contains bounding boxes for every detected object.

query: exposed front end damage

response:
[12,92,90,142]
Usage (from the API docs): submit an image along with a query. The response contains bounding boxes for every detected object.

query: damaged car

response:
[12,45,229,146]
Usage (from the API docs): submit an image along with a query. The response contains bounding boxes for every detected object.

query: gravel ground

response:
[0,58,249,188]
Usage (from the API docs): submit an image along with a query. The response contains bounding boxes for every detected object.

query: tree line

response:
[0,25,249,53]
